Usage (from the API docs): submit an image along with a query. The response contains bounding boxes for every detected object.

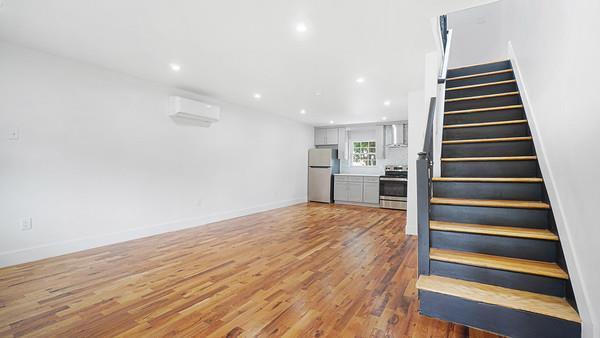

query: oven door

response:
[379,177,408,198]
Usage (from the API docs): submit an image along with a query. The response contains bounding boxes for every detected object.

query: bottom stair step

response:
[417,275,581,323]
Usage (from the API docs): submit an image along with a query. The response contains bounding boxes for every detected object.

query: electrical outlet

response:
[21,217,32,231]
[8,128,19,141]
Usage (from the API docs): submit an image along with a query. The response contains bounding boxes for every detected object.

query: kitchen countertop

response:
[334,173,382,177]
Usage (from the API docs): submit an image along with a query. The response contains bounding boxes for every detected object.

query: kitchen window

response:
[352,141,376,167]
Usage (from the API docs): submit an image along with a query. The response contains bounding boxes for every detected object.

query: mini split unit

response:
[168,96,220,127]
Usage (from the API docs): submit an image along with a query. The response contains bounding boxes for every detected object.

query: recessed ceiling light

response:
[296,22,308,33]
[253,93,262,100]
[384,100,391,106]
[315,92,322,96]
[300,109,307,115]
[355,77,365,84]
[169,63,181,72]
[329,120,334,124]
[382,116,388,121]
[206,104,212,108]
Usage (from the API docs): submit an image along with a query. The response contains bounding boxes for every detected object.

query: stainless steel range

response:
[379,165,408,210]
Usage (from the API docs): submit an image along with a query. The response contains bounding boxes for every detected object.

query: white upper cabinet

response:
[326,128,339,145]
[314,127,340,146]
[314,128,327,145]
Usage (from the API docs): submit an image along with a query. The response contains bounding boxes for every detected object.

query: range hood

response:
[384,124,407,147]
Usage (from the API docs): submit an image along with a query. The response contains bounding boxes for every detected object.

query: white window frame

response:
[351,140,377,167]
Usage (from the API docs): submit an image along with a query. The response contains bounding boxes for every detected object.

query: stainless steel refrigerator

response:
[308,148,340,203]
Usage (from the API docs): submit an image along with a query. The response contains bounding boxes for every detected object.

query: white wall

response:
[0,42,313,267]
[447,1,507,68]
[406,90,426,236]
[447,1,600,336]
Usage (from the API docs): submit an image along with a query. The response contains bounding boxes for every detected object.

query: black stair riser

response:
[442,140,535,158]
[433,181,543,201]
[445,94,521,111]
[430,231,557,261]
[446,60,512,78]
[445,82,518,100]
[431,204,549,228]
[443,123,529,140]
[444,108,525,124]
[446,71,515,88]
[419,291,580,338]
[442,160,538,177]
[430,261,566,297]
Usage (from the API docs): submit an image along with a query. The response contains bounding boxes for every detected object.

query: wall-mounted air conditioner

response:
[168,96,220,127]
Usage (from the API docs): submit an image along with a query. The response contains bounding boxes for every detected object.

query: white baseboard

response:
[0,197,306,268]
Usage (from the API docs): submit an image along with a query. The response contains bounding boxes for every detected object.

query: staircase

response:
[416,60,582,337]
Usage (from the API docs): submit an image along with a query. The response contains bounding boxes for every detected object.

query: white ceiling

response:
[0,0,492,125]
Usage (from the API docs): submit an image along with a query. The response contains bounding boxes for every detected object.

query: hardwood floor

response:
[0,203,502,337]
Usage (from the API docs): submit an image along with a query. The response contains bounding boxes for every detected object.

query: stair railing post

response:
[417,151,431,276]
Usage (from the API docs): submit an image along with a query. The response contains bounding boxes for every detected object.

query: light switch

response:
[21,217,32,231]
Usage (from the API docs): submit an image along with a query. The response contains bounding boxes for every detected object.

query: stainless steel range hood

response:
[384,124,407,147]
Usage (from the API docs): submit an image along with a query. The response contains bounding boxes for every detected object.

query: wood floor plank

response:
[429,248,568,279]
[0,203,502,338]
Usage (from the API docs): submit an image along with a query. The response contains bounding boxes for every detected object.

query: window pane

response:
[369,141,376,147]
[369,147,376,153]
[361,142,368,147]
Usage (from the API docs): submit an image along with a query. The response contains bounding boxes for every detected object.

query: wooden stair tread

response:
[443,136,532,144]
[446,69,513,81]
[446,80,516,91]
[445,91,519,103]
[416,275,580,322]
[432,177,543,183]
[429,220,558,241]
[448,60,510,71]
[441,155,537,162]
[445,104,524,115]
[444,119,527,129]
[431,197,550,209]
[429,248,568,279]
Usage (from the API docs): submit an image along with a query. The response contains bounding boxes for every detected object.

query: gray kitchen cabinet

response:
[334,175,379,205]
[347,182,364,202]
[314,127,340,146]
[326,128,339,145]
[314,128,327,145]
[363,182,380,204]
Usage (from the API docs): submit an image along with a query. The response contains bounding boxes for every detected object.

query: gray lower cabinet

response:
[363,182,380,204]
[334,181,349,201]
[334,175,379,205]
[347,182,363,202]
